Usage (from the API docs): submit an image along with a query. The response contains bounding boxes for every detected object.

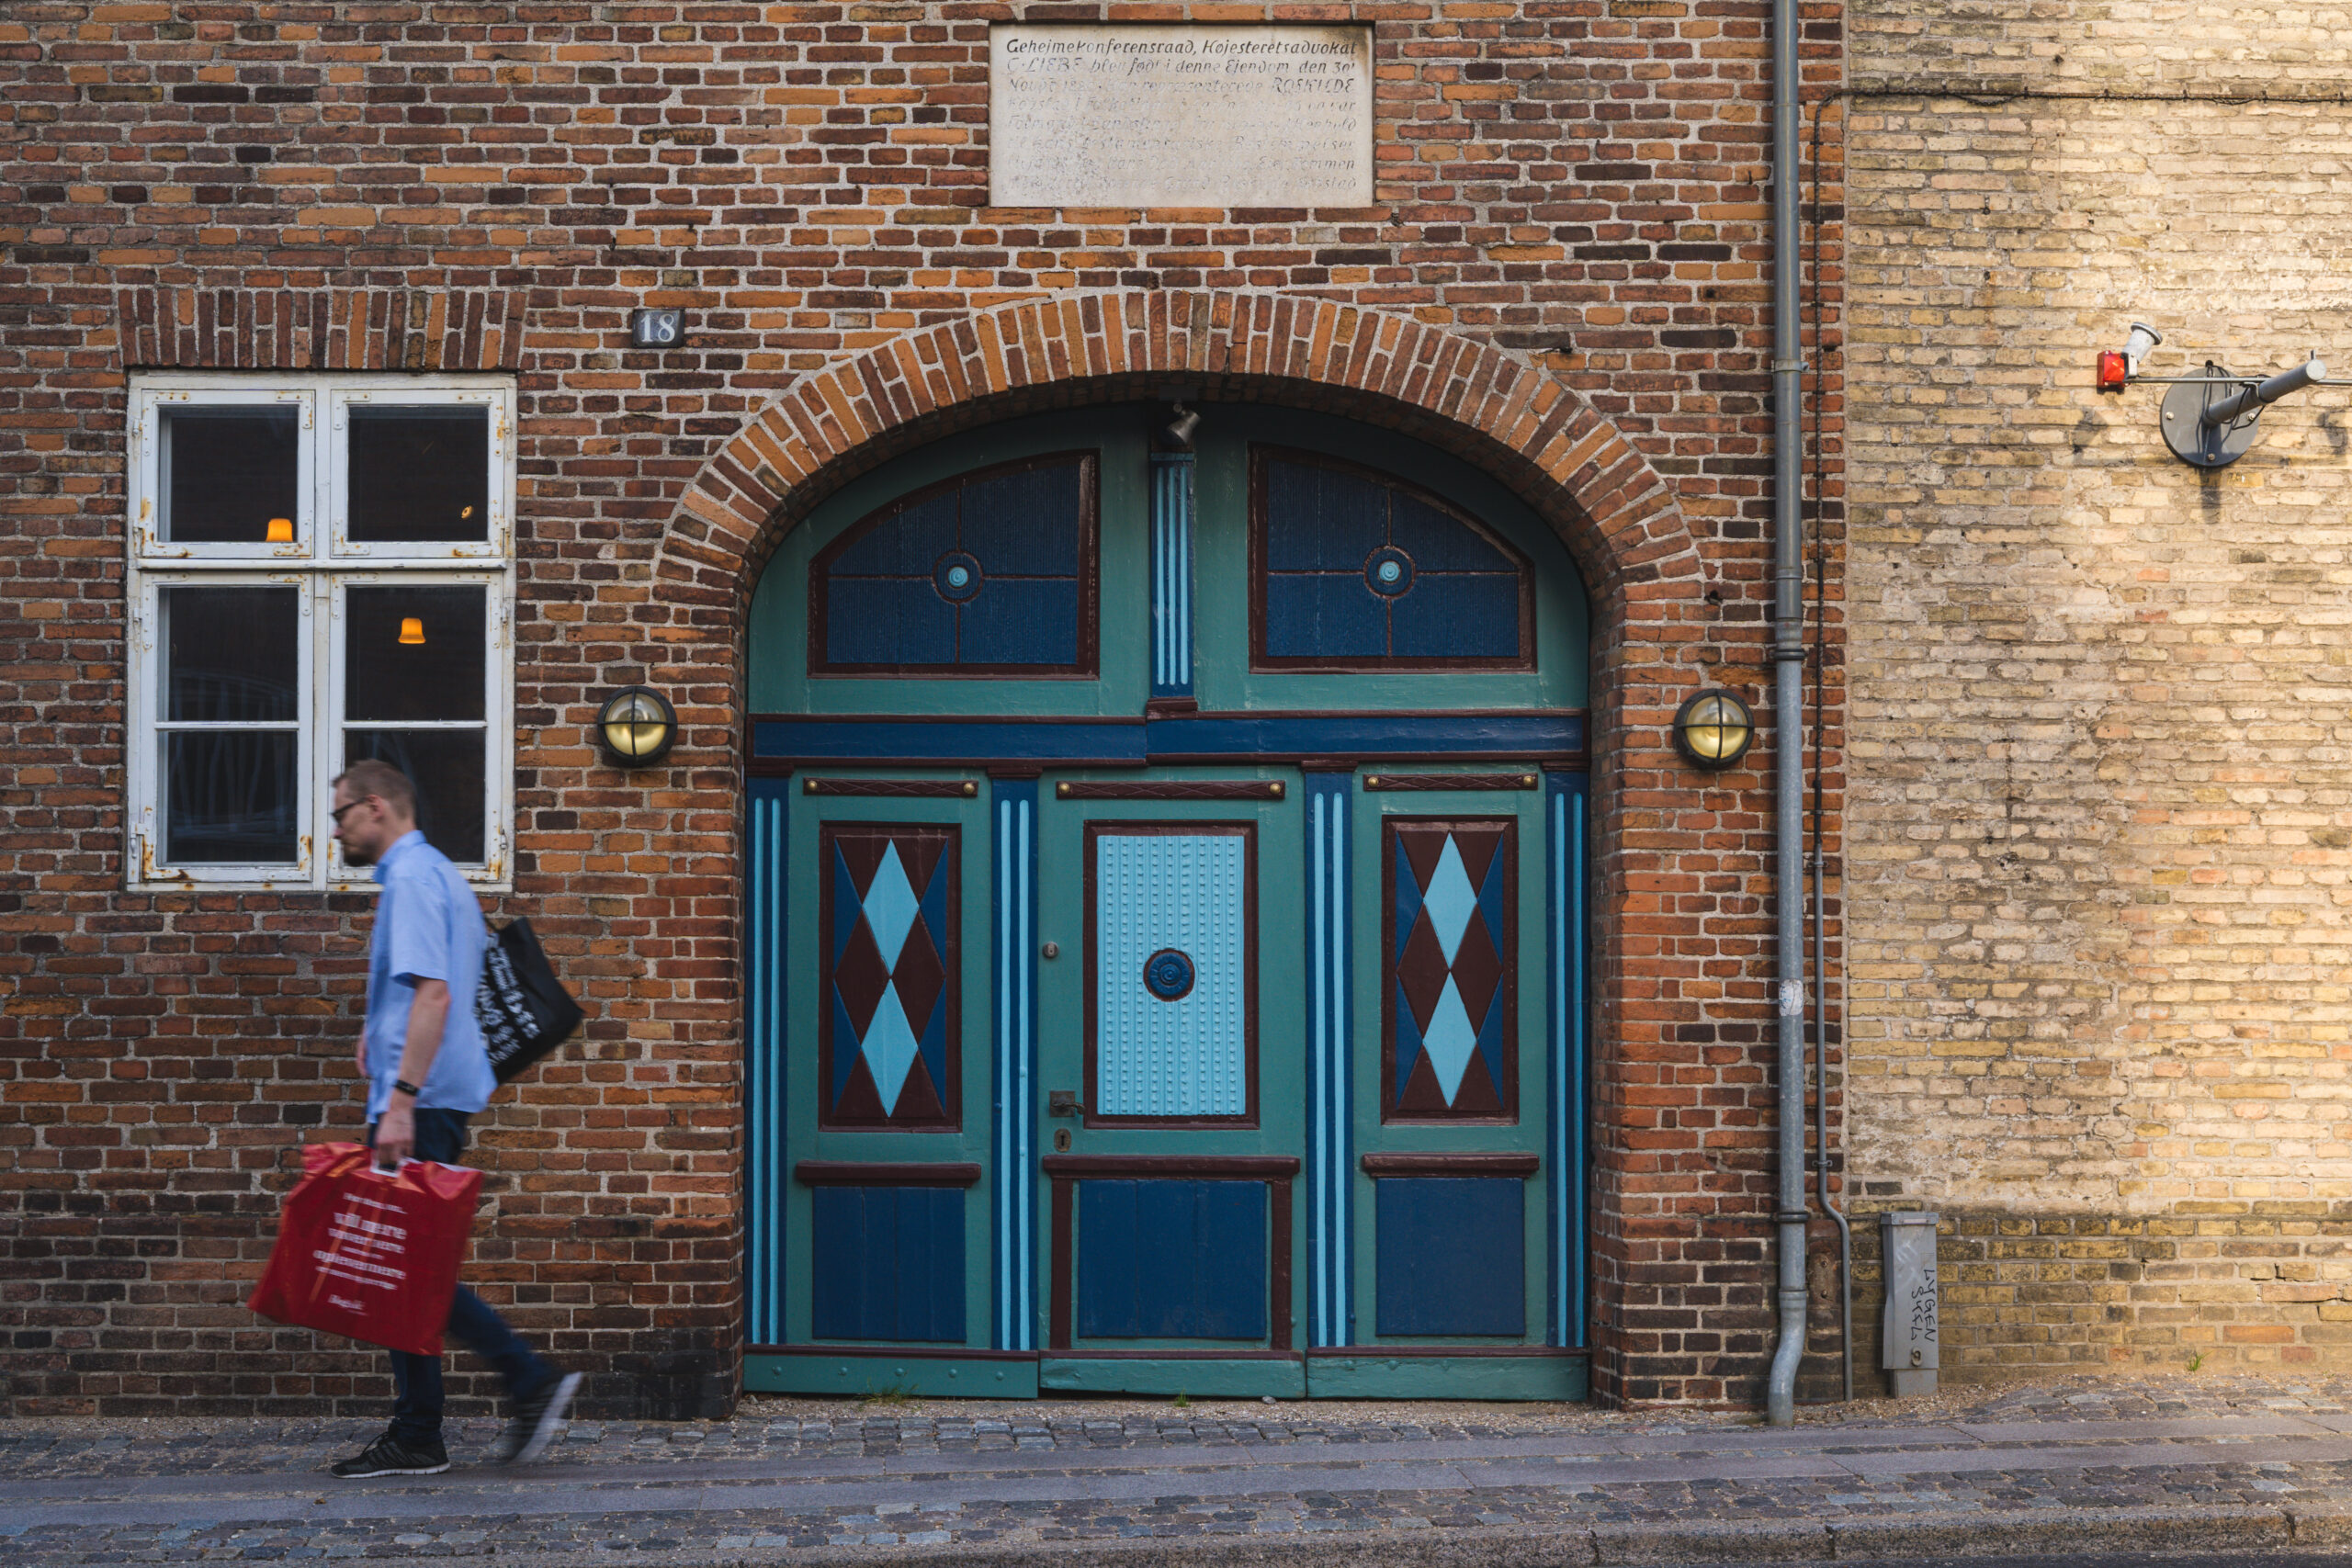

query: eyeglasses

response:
[329,797,377,826]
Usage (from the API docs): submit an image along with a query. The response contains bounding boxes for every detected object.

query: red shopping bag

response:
[248,1142,484,1358]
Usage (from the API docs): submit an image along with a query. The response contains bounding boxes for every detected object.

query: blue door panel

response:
[811,1186,967,1342]
[1374,1177,1525,1337]
[1077,1179,1266,1340]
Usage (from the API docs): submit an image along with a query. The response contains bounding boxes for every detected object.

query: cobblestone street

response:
[10,1374,2352,1565]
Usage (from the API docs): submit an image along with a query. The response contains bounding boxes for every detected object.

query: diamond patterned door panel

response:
[1344,778,1570,1362]
[820,823,959,1129]
[1385,818,1516,1121]
[751,786,995,1371]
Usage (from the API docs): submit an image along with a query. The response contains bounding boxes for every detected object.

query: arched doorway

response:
[741,400,1592,1399]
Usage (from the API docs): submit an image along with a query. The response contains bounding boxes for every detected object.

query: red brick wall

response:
[0,0,1846,1415]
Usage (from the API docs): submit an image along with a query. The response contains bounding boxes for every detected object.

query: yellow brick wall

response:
[1843,0,2352,1375]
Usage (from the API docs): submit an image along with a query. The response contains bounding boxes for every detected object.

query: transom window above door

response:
[750,402,1589,722]
[1251,447,1532,671]
[810,454,1098,676]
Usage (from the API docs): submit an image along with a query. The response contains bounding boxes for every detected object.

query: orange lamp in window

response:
[397,616,425,645]
[266,517,295,543]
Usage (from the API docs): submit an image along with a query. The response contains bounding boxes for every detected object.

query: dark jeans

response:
[367,1108,555,1445]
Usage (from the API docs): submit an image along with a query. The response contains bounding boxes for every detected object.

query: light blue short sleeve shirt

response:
[366,829,495,1121]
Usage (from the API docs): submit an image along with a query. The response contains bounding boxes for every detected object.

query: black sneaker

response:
[494,1370,582,1465]
[330,1430,449,1479]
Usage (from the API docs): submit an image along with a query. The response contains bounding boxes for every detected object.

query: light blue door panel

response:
[1093,830,1250,1119]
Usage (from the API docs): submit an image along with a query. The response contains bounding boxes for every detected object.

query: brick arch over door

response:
[659,290,1698,617]
[656,288,1729,1409]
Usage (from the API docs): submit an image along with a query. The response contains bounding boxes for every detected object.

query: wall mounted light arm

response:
[2160,352,2329,469]
[2125,372,2311,386]
[2100,322,2332,468]
[2198,355,2327,427]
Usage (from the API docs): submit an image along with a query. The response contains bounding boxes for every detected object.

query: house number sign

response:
[628,308,686,348]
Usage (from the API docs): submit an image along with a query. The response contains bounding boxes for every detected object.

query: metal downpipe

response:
[1765,0,1808,1427]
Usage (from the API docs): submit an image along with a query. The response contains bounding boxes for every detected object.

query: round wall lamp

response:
[1673,689,1755,770]
[596,686,677,766]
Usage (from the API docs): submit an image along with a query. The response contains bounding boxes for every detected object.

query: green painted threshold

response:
[745,1351,1588,1402]
[1306,1354,1588,1401]
[1039,1357,1306,1398]
[746,1353,1039,1399]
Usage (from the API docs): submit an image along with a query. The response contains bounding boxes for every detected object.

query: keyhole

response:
[1054,1128,1072,1153]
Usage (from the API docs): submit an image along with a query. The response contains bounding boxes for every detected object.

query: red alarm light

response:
[2097,349,2129,392]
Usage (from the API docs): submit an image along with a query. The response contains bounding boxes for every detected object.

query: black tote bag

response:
[476,918,585,1084]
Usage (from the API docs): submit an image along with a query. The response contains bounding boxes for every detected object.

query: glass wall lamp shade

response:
[397,616,425,645]
[1672,688,1756,769]
[597,686,676,766]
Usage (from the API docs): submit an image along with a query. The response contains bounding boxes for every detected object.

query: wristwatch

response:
[392,1078,423,1100]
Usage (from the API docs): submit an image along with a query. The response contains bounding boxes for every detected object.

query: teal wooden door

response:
[746,777,1033,1394]
[1317,770,1584,1399]
[1033,772,1306,1396]
[742,402,1590,1400]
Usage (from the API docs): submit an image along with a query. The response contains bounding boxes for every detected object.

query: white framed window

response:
[126,373,515,890]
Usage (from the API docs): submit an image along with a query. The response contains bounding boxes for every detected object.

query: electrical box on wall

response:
[1880,1212,1940,1397]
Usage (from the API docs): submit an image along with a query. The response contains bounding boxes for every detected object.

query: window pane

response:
[345,586,486,722]
[347,407,490,543]
[162,407,300,545]
[165,731,298,863]
[344,729,486,863]
[164,586,300,723]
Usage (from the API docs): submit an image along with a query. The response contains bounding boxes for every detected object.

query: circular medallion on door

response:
[1142,947,1196,1002]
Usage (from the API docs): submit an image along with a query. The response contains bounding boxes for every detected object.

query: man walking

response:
[325,759,581,1478]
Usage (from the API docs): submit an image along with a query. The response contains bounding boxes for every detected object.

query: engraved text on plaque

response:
[989,25,1374,209]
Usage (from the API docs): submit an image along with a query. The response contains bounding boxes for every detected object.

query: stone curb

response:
[215,1504,2342,1568]
[2292,1506,2352,1547]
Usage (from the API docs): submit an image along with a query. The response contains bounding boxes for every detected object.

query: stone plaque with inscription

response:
[990,25,1373,210]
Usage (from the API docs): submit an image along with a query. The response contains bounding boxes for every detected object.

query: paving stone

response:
[11,1375,2352,1564]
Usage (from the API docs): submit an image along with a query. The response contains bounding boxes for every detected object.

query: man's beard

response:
[342,843,375,866]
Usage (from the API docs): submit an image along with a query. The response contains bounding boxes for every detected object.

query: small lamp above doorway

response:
[1672,688,1756,770]
[596,685,677,766]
